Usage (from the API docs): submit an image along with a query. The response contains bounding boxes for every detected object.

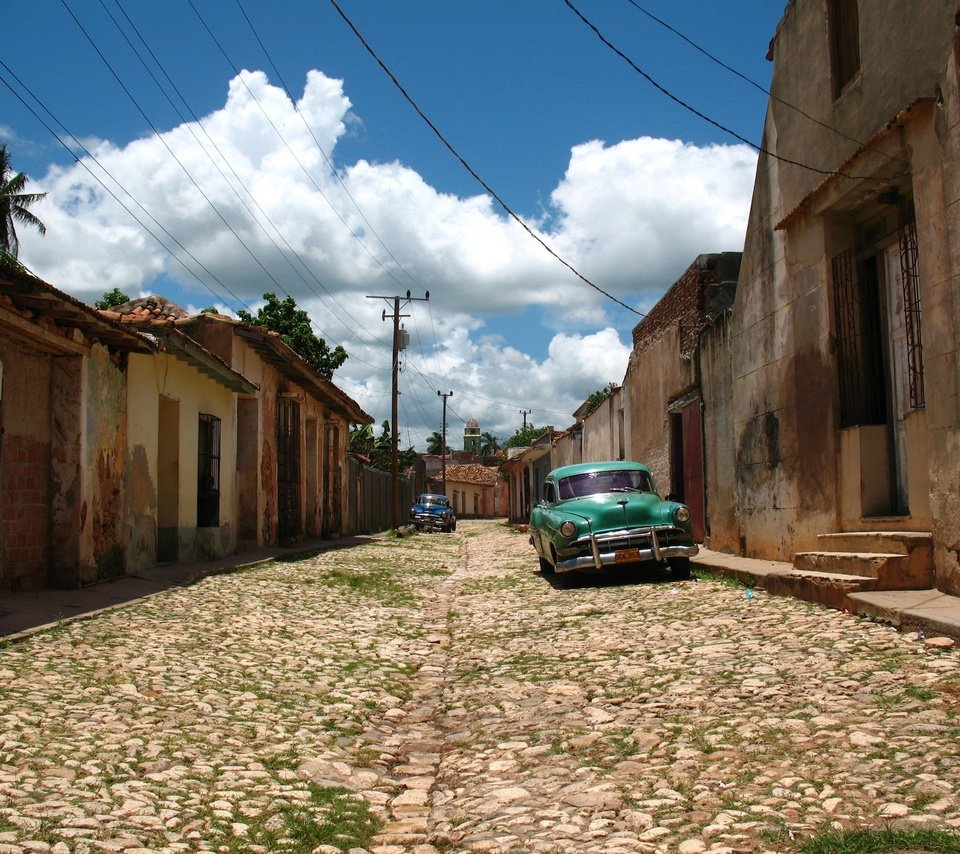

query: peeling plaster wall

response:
[730,199,839,560]
[725,0,960,576]
[126,355,160,571]
[125,352,238,572]
[180,317,353,546]
[581,390,623,465]
[76,345,128,584]
[700,314,739,553]
[622,326,696,492]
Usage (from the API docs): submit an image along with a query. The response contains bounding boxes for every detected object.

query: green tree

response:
[503,424,549,449]
[480,431,501,456]
[426,431,451,455]
[583,382,619,415]
[95,287,130,310]
[238,291,347,379]
[349,423,376,458]
[350,421,416,473]
[0,143,46,261]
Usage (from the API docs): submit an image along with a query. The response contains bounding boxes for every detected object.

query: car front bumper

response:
[412,513,449,529]
[554,525,698,573]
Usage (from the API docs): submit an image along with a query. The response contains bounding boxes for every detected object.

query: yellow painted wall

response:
[126,350,238,571]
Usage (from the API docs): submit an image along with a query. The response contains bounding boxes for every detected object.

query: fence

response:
[346,456,425,534]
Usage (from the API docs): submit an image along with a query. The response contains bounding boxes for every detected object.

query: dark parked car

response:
[410,493,457,532]
[529,461,698,578]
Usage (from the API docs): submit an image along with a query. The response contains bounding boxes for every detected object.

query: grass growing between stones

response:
[209,784,380,853]
[799,826,960,853]
[310,567,416,606]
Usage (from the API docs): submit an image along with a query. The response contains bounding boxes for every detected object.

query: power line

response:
[565,0,903,183]
[622,0,863,146]
[328,0,645,319]
[621,0,905,169]
[44,0,394,377]
[234,0,424,295]
[94,0,391,366]
[103,0,390,362]
[0,60,251,311]
[186,0,421,299]
[58,0,308,303]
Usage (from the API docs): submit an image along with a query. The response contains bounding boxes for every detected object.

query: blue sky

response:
[1,1,784,448]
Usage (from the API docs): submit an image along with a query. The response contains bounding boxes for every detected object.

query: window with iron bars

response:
[197,413,221,528]
[832,200,925,426]
[828,0,861,98]
[897,198,925,409]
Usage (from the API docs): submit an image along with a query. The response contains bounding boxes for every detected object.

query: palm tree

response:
[0,144,46,260]
[426,431,445,455]
[480,431,501,456]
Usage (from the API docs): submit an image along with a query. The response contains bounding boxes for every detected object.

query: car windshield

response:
[418,495,448,507]
[557,470,655,499]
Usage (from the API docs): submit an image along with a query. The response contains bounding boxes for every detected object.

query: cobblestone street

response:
[2,520,959,853]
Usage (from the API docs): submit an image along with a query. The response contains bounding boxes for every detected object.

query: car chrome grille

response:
[571,526,689,557]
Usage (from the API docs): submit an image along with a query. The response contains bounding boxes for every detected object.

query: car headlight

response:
[559,520,577,537]
[673,505,691,524]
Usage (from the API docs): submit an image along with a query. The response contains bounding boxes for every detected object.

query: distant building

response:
[464,418,481,454]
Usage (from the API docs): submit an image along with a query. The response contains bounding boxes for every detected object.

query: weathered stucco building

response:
[178,310,372,545]
[711,0,960,589]
[0,268,154,590]
[120,322,257,572]
[622,254,741,542]
[431,463,502,518]
[1,279,374,592]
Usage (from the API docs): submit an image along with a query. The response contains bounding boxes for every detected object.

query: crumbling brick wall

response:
[631,252,741,358]
[1,434,50,591]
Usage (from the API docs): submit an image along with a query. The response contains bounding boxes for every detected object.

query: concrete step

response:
[765,568,878,612]
[793,550,933,590]
[816,530,932,556]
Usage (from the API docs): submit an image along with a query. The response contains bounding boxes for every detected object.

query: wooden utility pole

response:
[520,409,532,430]
[367,290,429,528]
[438,390,453,494]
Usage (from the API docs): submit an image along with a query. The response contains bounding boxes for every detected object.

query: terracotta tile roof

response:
[443,463,500,486]
[99,301,258,394]
[0,266,155,354]
[179,313,373,425]
[106,295,191,325]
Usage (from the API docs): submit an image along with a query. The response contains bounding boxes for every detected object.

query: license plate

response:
[615,548,641,564]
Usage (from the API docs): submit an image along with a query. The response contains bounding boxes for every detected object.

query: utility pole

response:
[520,409,532,430]
[367,289,429,528]
[438,390,453,494]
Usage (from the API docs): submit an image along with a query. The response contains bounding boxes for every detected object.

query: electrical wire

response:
[234,0,425,295]
[0,60,252,311]
[79,0,384,366]
[622,0,905,172]
[565,0,903,183]
[185,0,422,299]
[99,0,391,370]
[622,0,868,148]
[328,0,646,319]
[58,0,311,306]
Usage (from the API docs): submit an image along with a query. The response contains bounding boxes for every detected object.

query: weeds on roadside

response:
[799,826,960,853]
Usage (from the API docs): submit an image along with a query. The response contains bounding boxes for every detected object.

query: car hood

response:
[412,503,448,515]
[558,493,666,529]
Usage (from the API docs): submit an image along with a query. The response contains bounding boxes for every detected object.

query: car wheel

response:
[538,554,555,574]
[450,520,457,532]
[669,557,691,580]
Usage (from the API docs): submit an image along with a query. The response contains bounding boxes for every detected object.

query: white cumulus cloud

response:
[17,69,756,449]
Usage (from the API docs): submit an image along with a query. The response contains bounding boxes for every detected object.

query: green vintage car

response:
[529,461,698,578]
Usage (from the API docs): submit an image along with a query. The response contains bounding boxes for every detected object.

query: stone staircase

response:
[766,531,934,612]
